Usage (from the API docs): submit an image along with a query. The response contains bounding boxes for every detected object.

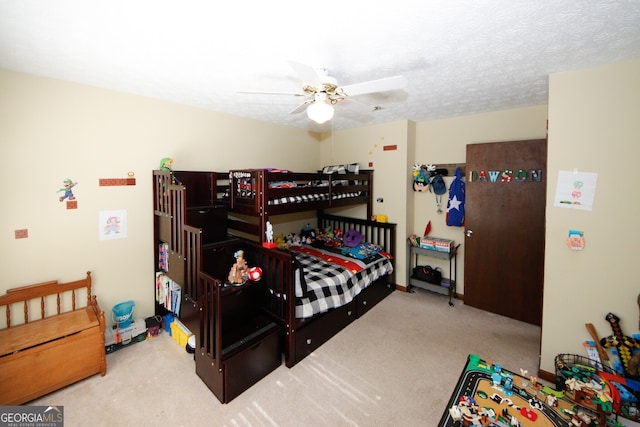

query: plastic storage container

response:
[163,313,174,335]
[170,319,193,347]
[112,300,135,328]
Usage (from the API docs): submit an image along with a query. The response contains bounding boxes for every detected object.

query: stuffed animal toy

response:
[413,167,430,192]
[274,234,287,249]
[343,229,363,247]
[248,266,262,281]
[300,224,316,244]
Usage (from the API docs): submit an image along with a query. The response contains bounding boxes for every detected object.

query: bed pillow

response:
[322,163,360,174]
[322,163,360,186]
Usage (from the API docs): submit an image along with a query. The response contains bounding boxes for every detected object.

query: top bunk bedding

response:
[228,167,373,217]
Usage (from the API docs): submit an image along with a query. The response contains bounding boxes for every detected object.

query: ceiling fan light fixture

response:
[307,93,334,124]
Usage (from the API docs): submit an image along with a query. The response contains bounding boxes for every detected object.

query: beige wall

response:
[0,69,321,326]
[540,60,640,374]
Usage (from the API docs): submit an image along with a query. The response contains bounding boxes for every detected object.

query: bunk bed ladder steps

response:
[195,271,281,403]
[160,183,186,285]
[195,273,222,397]
[180,225,201,335]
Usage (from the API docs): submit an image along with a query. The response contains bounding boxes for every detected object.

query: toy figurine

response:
[227,250,249,284]
[503,376,514,396]
[57,178,77,202]
[159,157,174,171]
[262,221,277,248]
[159,157,181,185]
[265,221,273,243]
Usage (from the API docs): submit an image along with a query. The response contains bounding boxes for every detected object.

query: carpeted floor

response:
[31,288,542,426]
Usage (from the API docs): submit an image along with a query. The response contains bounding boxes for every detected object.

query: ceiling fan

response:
[240,61,407,124]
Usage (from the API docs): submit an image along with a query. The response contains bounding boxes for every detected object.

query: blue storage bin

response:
[112,300,135,328]
[163,313,174,335]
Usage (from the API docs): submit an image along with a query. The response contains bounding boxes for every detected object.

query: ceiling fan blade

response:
[288,61,324,89]
[340,75,407,97]
[289,99,313,115]
[237,90,306,96]
[339,98,375,115]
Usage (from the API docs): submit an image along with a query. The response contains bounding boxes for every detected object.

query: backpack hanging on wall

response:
[431,174,447,213]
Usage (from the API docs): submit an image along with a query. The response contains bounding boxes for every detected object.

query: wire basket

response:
[555,353,613,389]
[555,353,640,421]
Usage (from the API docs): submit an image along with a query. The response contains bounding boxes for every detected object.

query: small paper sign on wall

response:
[553,170,598,211]
[99,210,127,240]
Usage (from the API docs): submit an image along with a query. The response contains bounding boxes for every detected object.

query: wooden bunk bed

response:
[154,167,396,396]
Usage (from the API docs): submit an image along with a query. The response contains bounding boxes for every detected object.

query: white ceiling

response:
[1,1,640,132]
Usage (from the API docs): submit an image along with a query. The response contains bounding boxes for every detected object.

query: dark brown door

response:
[464,139,546,325]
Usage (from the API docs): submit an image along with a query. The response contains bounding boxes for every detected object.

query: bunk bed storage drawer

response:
[357,280,395,317]
[294,300,356,363]
[223,323,281,402]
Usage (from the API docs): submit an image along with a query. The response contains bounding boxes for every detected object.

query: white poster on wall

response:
[99,209,127,240]
[553,170,598,211]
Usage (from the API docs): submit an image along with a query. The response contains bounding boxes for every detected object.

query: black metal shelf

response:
[407,242,460,306]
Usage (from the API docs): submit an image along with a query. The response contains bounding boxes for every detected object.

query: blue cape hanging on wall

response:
[446,167,465,227]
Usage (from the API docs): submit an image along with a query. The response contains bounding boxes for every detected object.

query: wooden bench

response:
[0,271,107,405]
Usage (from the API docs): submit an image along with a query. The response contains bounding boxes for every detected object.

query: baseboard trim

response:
[537,368,556,385]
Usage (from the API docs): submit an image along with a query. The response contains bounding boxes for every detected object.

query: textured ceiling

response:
[1,1,640,132]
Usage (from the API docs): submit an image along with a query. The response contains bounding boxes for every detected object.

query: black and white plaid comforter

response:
[268,191,362,206]
[292,247,394,319]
